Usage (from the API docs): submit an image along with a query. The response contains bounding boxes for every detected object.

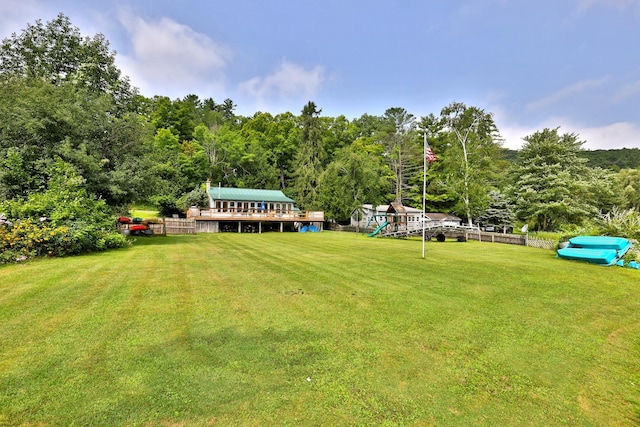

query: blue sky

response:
[2,0,639,150]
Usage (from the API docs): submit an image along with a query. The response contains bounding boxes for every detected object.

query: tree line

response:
[1,14,640,258]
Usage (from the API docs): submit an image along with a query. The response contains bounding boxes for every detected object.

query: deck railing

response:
[188,208,324,222]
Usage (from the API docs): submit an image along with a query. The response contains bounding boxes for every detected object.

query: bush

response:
[181,187,208,209]
[0,218,129,264]
[595,208,640,240]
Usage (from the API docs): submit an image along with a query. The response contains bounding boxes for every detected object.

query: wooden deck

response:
[188,208,324,222]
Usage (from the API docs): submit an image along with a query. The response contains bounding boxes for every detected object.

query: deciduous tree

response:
[0,13,134,110]
[420,103,503,225]
[616,168,640,210]
[318,139,392,221]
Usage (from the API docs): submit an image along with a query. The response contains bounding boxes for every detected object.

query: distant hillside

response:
[501,148,640,171]
[502,149,519,163]
[579,148,640,171]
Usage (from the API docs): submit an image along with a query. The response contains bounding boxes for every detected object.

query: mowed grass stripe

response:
[0,231,639,425]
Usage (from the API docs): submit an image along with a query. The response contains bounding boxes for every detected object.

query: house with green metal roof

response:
[186,181,324,233]
[208,186,295,207]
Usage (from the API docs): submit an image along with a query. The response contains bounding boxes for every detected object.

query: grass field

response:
[129,209,160,220]
[1,231,639,426]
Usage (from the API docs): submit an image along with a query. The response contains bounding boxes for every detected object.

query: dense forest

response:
[579,149,640,170]
[1,14,640,261]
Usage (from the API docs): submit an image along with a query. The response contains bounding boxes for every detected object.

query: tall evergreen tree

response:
[477,190,516,232]
[509,128,593,231]
[380,107,420,204]
[293,102,325,209]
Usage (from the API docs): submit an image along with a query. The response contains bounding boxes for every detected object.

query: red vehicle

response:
[129,224,152,236]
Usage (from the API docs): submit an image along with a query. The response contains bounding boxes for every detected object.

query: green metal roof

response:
[209,187,295,203]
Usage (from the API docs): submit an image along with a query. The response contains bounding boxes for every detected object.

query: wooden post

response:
[259,221,262,234]
[238,221,241,233]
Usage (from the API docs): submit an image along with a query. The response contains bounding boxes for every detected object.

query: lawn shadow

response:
[126,234,198,247]
[140,325,329,376]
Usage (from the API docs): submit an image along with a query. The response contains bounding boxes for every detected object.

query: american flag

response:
[425,138,438,163]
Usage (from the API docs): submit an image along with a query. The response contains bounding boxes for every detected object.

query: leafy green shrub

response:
[181,187,208,209]
[0,160,130,264]
[100,231,128,249]
[1,159,114,227]
[0,218,129,264]
[558,223,599,244]
[595,207,640,240]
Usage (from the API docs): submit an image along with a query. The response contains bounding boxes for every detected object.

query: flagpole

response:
[422,133,427,259]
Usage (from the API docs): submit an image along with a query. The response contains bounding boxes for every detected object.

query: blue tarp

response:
[300,225,319,233]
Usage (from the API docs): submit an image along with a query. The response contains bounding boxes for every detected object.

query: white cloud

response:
[496,118,640,151]
[117,12,232,97]
[570,121,640,150]
[525,77,609,111]
[491,104,640,150]
[238,59,325,111]
[492,109,538,149]
[613,80,640,102]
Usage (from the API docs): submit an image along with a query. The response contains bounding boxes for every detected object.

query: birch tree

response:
[434,102,503,226]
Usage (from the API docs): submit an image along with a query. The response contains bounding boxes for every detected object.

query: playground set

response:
[364,203,475,240]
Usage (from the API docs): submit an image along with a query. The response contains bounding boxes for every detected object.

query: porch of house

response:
[187,207,324,233]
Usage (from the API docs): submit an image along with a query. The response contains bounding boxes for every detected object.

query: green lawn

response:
[1,232,639,426]
[129,209,160,220]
